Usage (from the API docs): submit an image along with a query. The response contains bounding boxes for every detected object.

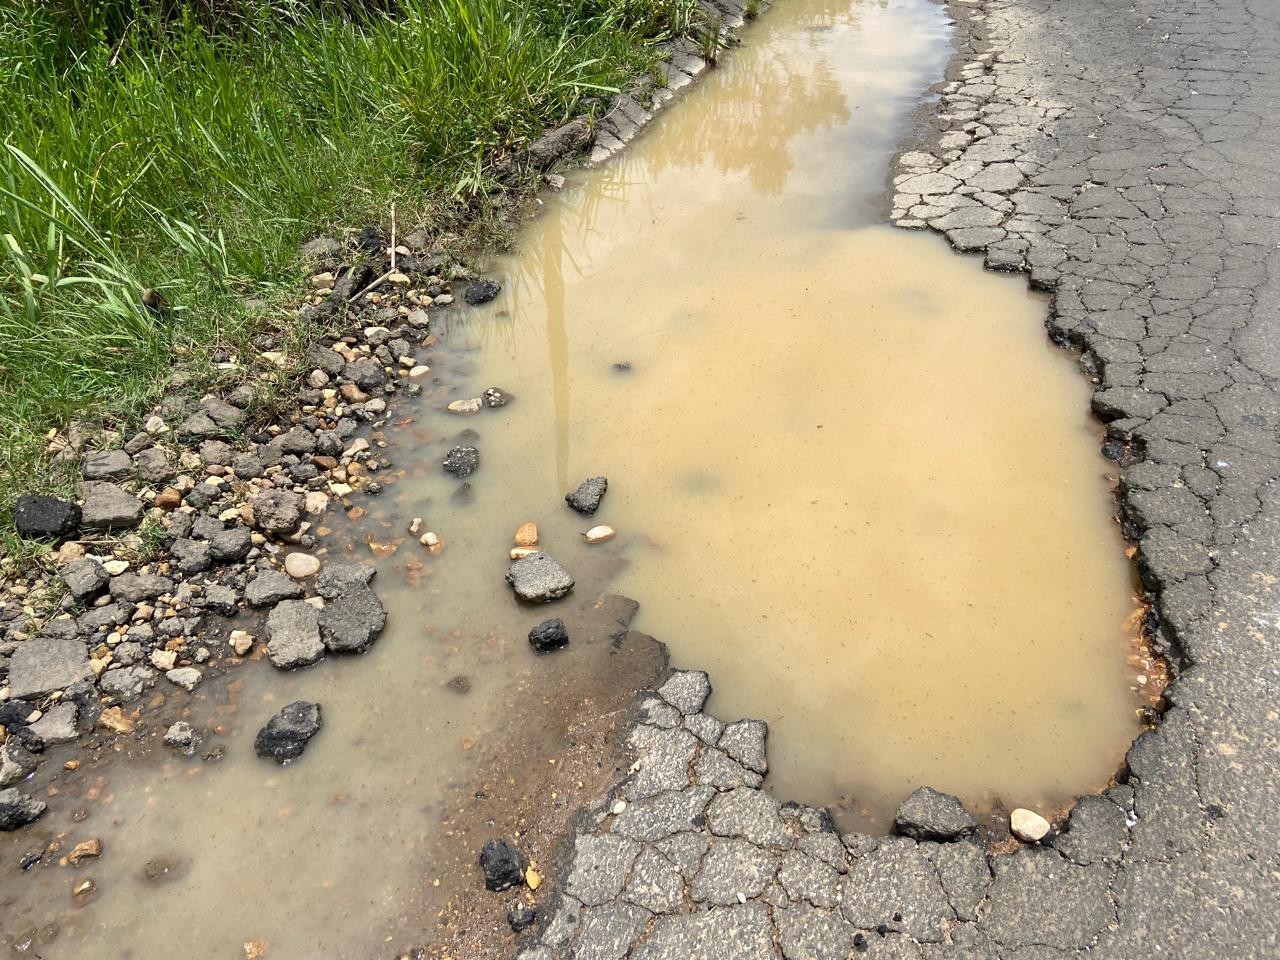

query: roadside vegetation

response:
[0,0,698,544]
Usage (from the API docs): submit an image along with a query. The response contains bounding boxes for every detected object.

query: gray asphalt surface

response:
[519,0,1280,956]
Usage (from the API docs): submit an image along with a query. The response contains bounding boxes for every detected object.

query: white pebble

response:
[284,553,322,579]
[583,525,616,544]
[1010,808,1051,843]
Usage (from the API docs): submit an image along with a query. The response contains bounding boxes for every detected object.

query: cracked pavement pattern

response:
[521,0,1280,956]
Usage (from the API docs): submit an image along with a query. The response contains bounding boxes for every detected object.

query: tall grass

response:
[0,0,694,537]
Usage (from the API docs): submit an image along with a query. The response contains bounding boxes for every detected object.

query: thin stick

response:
[350,269,394,302]
[390,202,397,274]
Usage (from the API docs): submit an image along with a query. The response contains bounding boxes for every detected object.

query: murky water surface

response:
[456,0,1148,826]
[2,0,1149,956]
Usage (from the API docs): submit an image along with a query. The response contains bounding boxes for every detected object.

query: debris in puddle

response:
[97,706,135,735]
[478,838,526,891]
[446,398,483,415]
[409,517,423,534]
[1010,807,1051,842]
[446,675,471,694]
[243,939,269,960]
[506,553,575,602]
[67,838,103,864]
[483,387,511,408]
[442,445,480,477]
[464,278,501,305]
[0,788,47,830]
[612,361,632,372]
[71,877,97,905]
[420,531,440,548]
[514,521,539,547]
[583,525,616,544]
[528,618,569,653]
[163,721,200,752]
[565,476,608,515]
[254,701,323,763]
[230,630,256,656]
[510,546,539,560]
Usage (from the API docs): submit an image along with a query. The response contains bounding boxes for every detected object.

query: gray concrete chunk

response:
[6,636,91,698]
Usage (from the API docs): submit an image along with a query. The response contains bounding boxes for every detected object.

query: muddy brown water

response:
[2,0,1154,956]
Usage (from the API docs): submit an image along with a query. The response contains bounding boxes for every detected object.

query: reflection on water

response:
[448,0,1148,829]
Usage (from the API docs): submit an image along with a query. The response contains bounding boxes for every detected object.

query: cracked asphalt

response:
[515,0,1280,956]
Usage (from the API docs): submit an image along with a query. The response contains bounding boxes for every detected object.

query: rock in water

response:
[583,525,616,544]
[254,701,323,763]
[442,445,480,478]
[320,585,387,653]
[265,600,325,669]
[479,839,526,891]
[506,553,574,603]
[0,788,47,831]
[163,721,199,751]
[528,618,569,653]
[893,786,978,841]
[0,741,38,788]
[465,279,502,305]
[1010,807,1051,842]
[565,476,608,515]
[13,494,81,541]
[483,387,511,408]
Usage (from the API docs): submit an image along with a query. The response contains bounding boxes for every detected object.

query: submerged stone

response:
[566,476,608,515]
[528,617,569,653]
[0,788,47,831]
[465,278,502,305]
[506,553,574,602]
[254,701,323,763]
[443,445,480,478]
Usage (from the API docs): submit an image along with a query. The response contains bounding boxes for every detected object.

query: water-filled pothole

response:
[445,0,1155,831]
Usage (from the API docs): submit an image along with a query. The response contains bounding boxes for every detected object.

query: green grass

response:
[0,0,698,543]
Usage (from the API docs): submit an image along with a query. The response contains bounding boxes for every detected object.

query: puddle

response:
[445,0,1152,830]
[1,0,1154,956]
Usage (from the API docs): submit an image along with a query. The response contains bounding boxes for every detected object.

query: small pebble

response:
[420,532,440,547]
[583,525,615,544]
[284,553,321,579]
[1010,808,1051,842]
[446,398,483,415]
[514,522,539,547]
